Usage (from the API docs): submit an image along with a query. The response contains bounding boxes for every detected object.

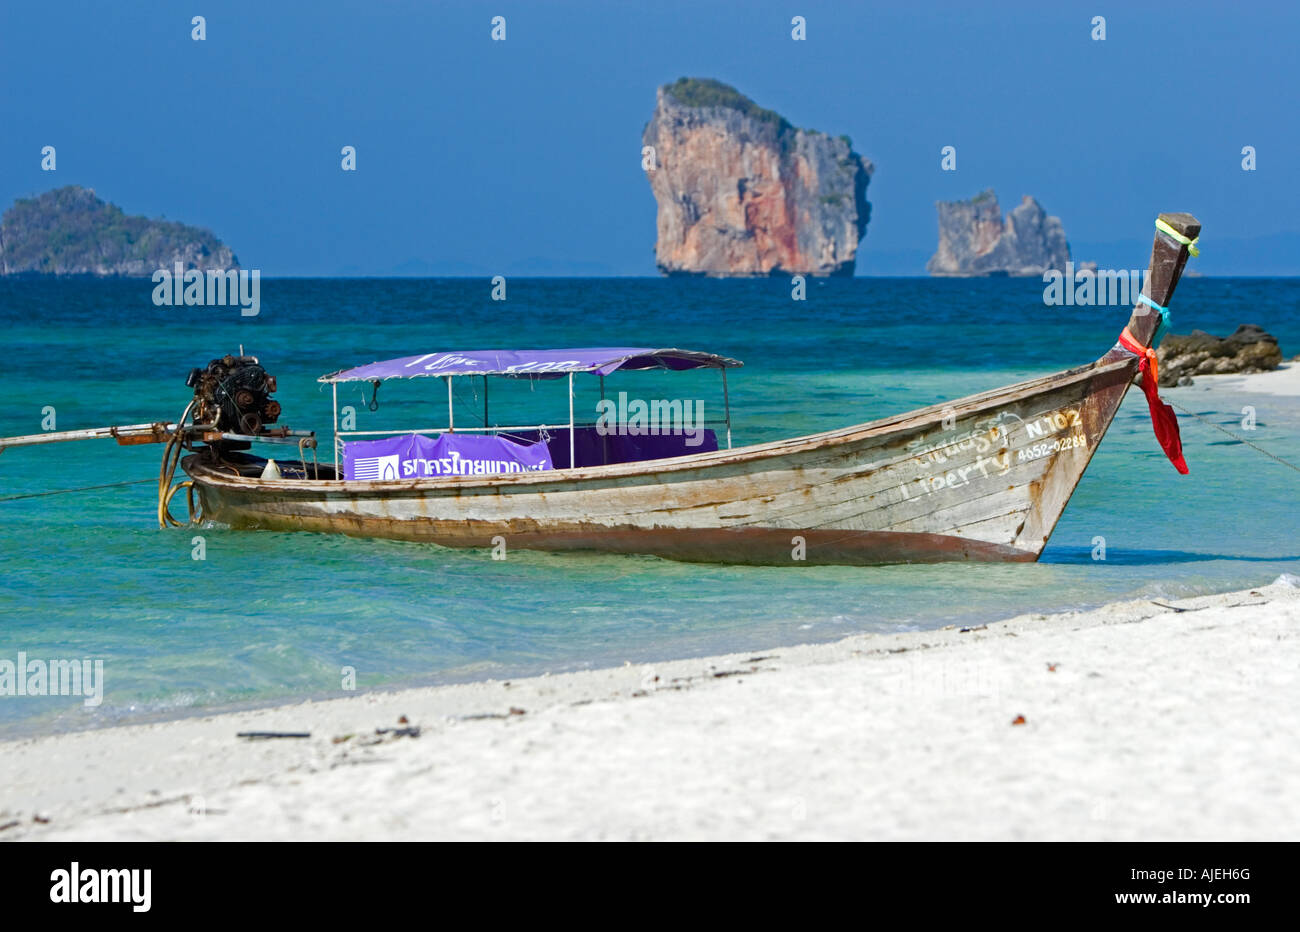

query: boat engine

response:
[185,354,281,434]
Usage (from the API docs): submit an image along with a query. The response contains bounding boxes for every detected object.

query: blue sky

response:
[1,0,1296,275]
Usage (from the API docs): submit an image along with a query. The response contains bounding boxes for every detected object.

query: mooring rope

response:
[157,399,198,527]
[0,477,155,503]
[1155,217,1200,256]
[1169,399,1300,474]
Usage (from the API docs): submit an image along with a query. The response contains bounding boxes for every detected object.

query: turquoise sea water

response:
[1,277,1297,736]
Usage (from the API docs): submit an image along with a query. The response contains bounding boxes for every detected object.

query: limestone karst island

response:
[643,78,873,277]
[0,186,238,276]
[927,189,1074,277]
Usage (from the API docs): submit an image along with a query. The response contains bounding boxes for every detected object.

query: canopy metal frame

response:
[326,349,739,474]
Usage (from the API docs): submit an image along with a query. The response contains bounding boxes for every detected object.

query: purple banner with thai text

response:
[342,432,552,480]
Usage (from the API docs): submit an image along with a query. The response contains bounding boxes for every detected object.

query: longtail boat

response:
[1,214,1201,566]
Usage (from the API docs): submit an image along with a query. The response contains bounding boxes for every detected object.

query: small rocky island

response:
[1156,325,1285,387]
[0,186,238,276]
[927,190,1072,277]
[643,78,873,277]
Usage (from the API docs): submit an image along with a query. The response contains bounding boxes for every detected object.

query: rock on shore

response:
[1157,325,1285,387]
[0,186,238,276]
[642,78,873,277]
[927,190,1071,277]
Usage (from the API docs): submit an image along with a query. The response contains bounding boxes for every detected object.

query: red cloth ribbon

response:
[1118,327,1188,474]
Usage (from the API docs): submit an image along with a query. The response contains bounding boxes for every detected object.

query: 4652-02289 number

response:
[1016,433,1088,463]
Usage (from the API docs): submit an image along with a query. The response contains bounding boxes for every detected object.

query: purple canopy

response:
[319,347,742,383]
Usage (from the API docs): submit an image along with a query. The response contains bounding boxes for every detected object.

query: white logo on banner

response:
[352,454,400,480]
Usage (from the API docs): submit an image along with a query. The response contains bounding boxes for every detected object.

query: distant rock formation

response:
[1156,325,1284,387]
[642,78,873,277]
[927,190,1070,277]
[0,186,238,276]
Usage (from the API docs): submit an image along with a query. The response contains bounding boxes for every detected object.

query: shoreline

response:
[1171,361,1299,397]
[5,578,1297,840]
[0,576,1276,744]
[0,568,1287,745]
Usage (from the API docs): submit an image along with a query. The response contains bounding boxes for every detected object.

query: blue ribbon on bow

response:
[1137,293,1171,346]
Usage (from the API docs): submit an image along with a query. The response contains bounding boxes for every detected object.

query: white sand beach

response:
[1180,362,1300,397]
[3,579,1297,841]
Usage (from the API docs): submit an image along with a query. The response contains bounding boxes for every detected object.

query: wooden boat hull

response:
[185,357,1137,566]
